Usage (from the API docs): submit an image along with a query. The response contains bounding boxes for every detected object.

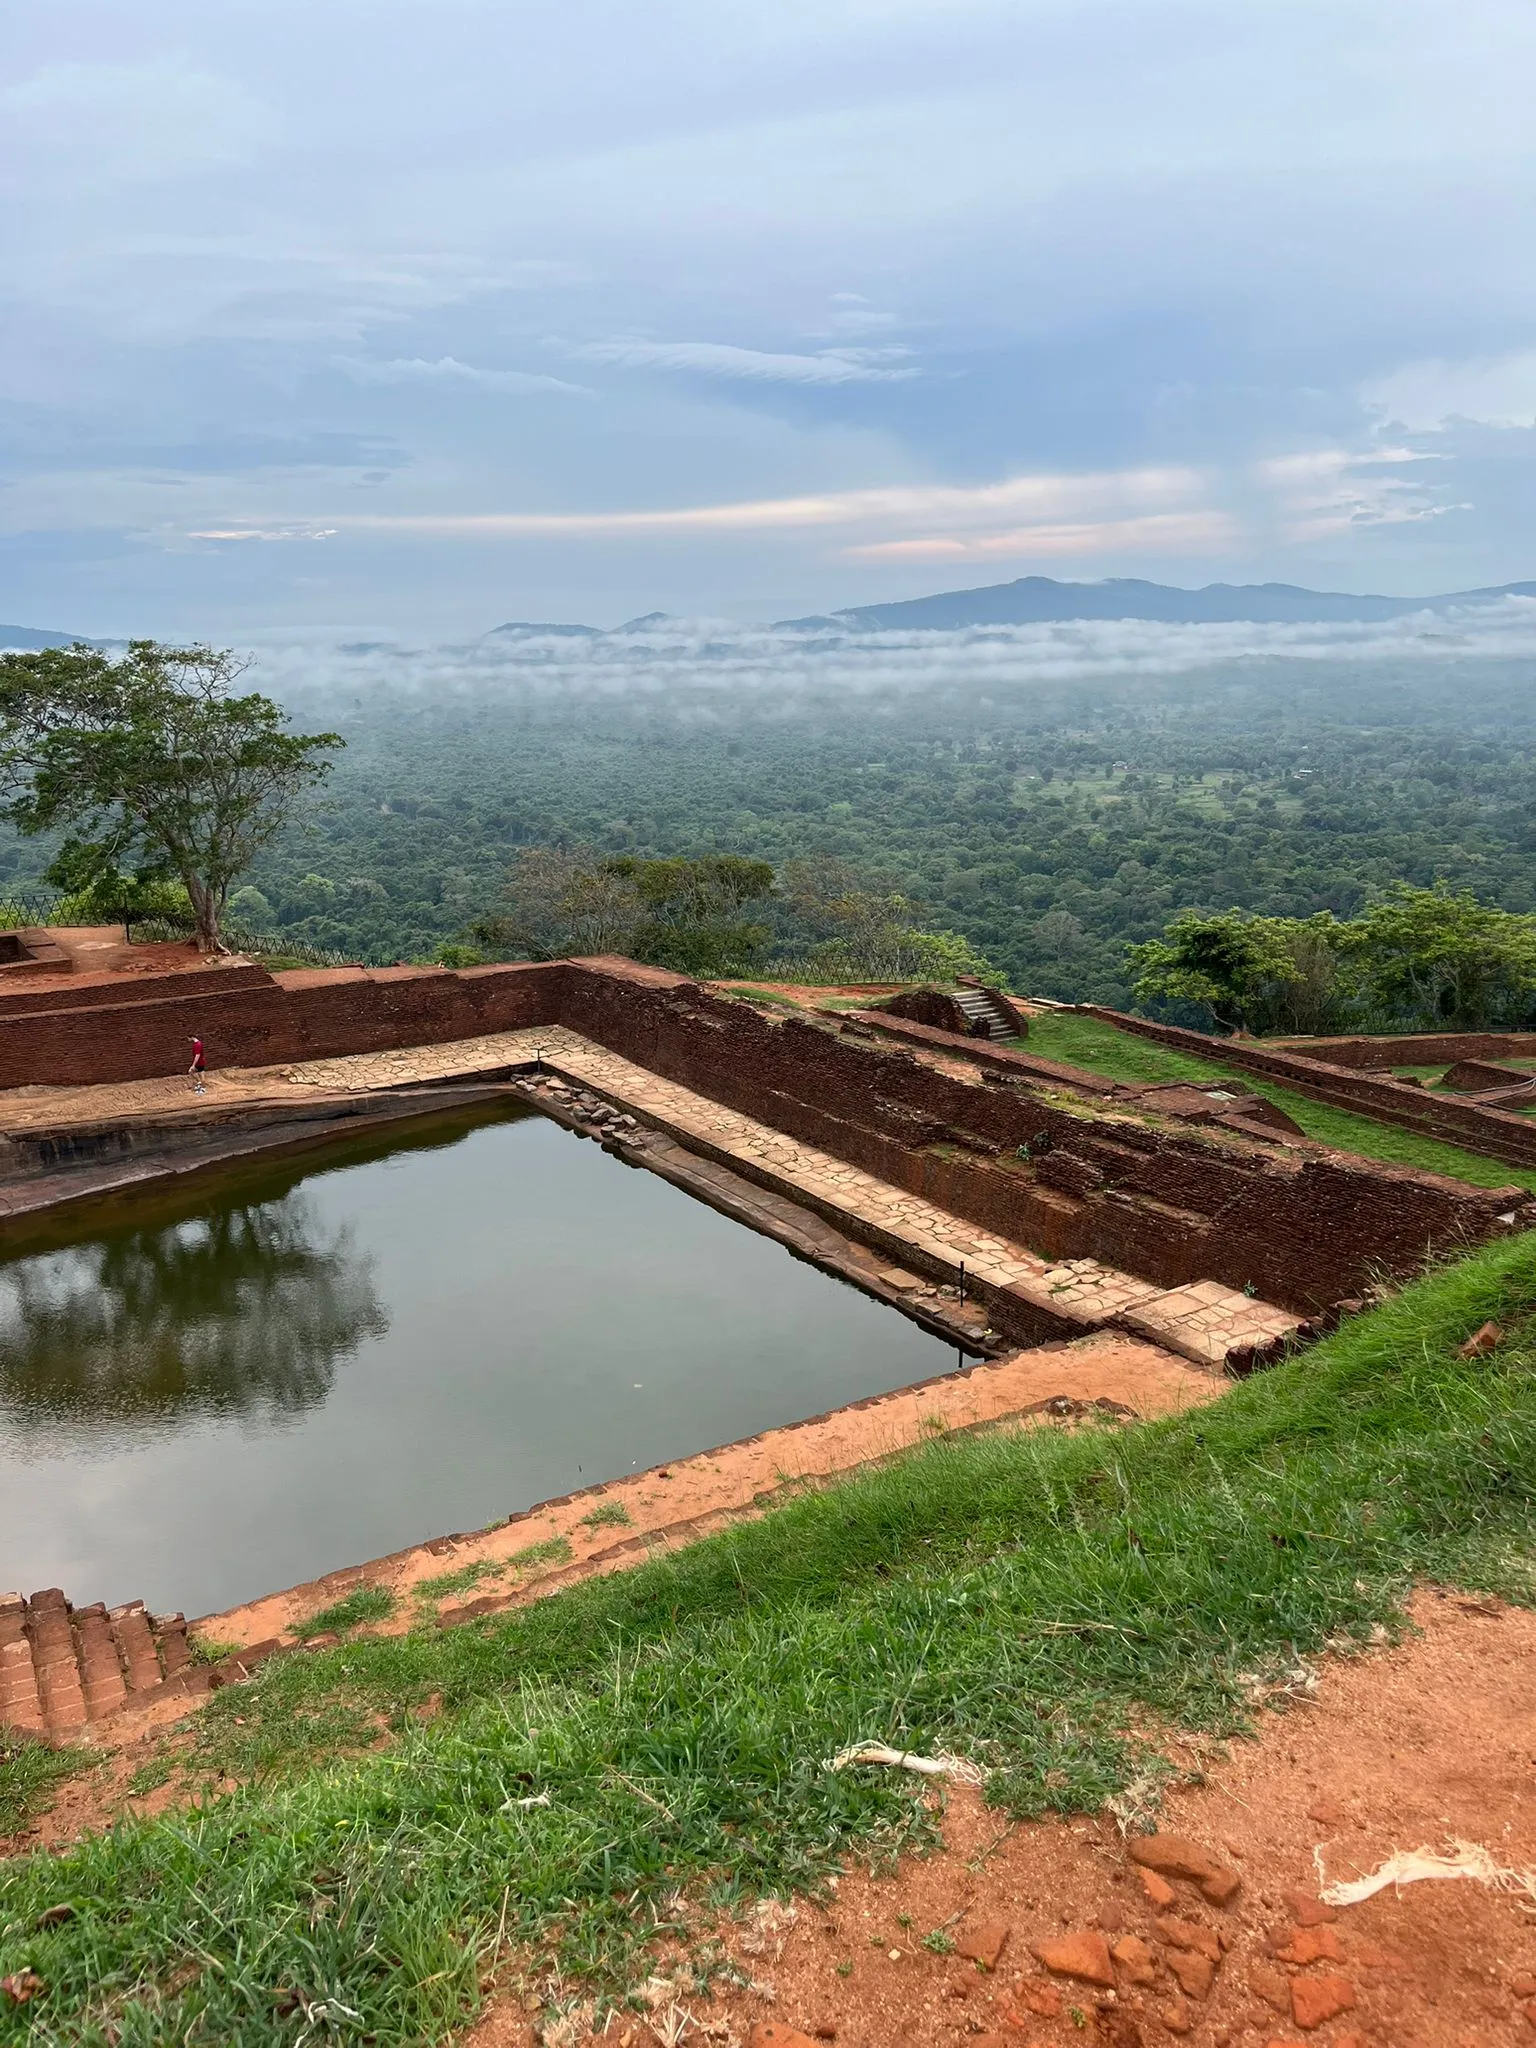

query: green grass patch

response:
[414,1559,507,1604]
[291,1586,396,1641]
[508,1535,573,1571]
[579,1500,632,1530]
[1019,1012,1536,1190]
[0,1741,95,1839]
[4,1234,1536,2041]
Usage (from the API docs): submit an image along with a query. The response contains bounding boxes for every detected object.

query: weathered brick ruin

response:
[0,952,1522,1318]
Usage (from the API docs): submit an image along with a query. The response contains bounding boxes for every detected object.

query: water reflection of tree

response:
[0,1190,389,1436]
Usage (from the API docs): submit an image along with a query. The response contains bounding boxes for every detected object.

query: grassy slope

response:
[4,1236,1536,2043]
[1020,1011,1536,1191]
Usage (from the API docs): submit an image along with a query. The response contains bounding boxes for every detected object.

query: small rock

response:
[1095,1902,1126,1933]
[747,2026,818,2048]
[1334,2035,1368,2048]
[1158,1994,1193,2035]
[1015,1981,1061,2018]
[1514,1971,1536,1999]
[35,1904,75,1928]
[1097,2014,1146,2048]
[1281,1889,1336,1927]
[1457,1319,1504,1357]
[1033,1931,1115,1987]
[1137,1868,1177,1909]
[1524,2001,1536,2032]
[1165,1950,1216,2000]
[1154,1917,1221,1963]
[1272,1926,1345,1966]
[1305,1795,1346,1828]
[1127,1833,1241,1905]
[954,1918,1011,1970]
[811,2029,835,2041]
[1111,1935,1158,1985]
[1,1972,45,2006]
[1248,1961,1291,2011]
[1290,1973,1356,2030]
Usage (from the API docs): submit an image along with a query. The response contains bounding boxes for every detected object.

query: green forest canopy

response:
[0,643,1533,1008]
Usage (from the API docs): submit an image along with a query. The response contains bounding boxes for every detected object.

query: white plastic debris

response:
[1318,1838,1536,1907]
[824,1742,984,1785]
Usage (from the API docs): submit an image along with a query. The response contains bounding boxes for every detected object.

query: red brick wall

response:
[0,961,568,1088]
[0,954,1522,1313]
[1079,1007,1536,1169]
[561,966,1522,1311]
[1266,1030,1536,1069]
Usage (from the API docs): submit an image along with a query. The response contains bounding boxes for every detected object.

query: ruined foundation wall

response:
[1264,1029,1536,1070]
[1079,1007,1536,1169]
[0,961,569,1088]
[561,964,1520,1312]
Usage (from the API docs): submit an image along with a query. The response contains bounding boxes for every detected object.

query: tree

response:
[0,641,340,951]
[1127,908,1344,1034]
[1339,883,1536,1031]
[472,848,774,975]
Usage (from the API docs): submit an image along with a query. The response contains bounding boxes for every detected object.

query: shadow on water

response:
[0,1103,529,1440]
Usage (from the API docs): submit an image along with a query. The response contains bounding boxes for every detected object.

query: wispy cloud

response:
[570,339,917,384]
[846,512,1236,561]
[335,355,589,396]
[1362,350,1536,432]
[1259,446,1460,541]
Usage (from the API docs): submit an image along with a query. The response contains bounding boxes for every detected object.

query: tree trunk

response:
[185,875,222,954]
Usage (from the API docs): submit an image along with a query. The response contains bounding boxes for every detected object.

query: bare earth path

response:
[467,1592,1536,2048]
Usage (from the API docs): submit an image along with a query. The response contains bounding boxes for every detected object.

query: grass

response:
[1020,1011,1536,1191]
[0,1742,95,1839]
[414,1539,577,1610]
[579,1500,633,1530]
[4,1232,1536,2040]
[290,1586,396,1641]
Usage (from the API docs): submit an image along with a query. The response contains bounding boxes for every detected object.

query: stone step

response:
[74,1602,128,1721]
[25,1588,88,1737]
[0,1593,46,1737]
[110,1601,164,1693]
[0,1587,193,1745]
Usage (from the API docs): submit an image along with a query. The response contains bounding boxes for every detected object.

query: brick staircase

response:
[951,986,1017,1040]
[1,1589,194,1743]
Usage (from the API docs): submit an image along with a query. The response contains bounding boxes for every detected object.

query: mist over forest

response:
[7,604,1536,1004]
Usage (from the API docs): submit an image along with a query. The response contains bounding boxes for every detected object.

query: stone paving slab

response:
[287,1028,1305,1371]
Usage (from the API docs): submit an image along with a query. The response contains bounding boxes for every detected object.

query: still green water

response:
[0,1105,955,1618]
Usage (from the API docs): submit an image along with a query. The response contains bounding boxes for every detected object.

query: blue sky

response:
[3,0,1534,635]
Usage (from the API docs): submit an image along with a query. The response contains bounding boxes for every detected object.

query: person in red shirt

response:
[188,1035,207,1095]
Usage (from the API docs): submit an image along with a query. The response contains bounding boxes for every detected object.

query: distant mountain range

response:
[0,623,97,650]
[9,574,1535,656]
[775,574,1536,632]
[484,575,1536,639]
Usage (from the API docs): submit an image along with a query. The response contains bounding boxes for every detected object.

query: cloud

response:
[335,355,589,396]
[191,526,338,542]
[1257,446,1461,541]
[281,463,1211,546]
[1362,350,1536,431]
[570,339,917,384]
[246,600,1536,716]
[845,511,1237,560]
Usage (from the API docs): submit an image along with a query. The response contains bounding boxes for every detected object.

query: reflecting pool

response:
[0,1104,954,1616]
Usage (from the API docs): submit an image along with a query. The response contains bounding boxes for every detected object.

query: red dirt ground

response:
[466,1590,1536,2048]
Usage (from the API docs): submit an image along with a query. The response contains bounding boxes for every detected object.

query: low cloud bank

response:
[247,597,1536,710]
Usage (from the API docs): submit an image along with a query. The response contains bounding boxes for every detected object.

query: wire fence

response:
[0,889,63,931]
[124,914,361,969]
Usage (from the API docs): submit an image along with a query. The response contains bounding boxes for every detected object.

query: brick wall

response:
[1265,1030,1536,1070]
[0,961,568,1088]
[562,965,1522,1312]
[0,953,1522,1313]
[1079,1007,1536,1170]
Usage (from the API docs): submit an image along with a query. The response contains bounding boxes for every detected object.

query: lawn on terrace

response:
[1018,1009,1536,1192]
[3,1235,1536,2044]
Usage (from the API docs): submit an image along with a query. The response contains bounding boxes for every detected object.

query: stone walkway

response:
[287,1029,1303,1369]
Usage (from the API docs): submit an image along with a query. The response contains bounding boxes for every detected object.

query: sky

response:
[3,0,1534,638]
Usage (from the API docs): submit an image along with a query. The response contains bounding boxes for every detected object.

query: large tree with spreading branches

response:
[0,640,341,951]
